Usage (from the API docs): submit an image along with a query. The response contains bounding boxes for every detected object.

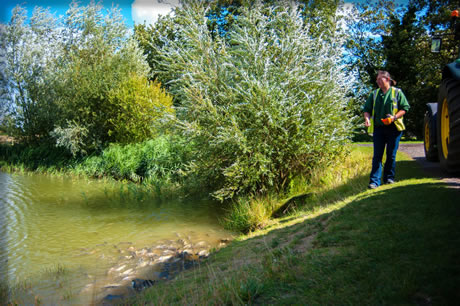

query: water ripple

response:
[2,174,32,281]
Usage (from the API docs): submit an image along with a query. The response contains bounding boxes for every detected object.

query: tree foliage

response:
[135,0,343,85]
[343,1,398,89]
[411,0,459,31]
[344,0,460,139]
[154,2,352,200]
[381,5,441,138]
[52,2,153,154]
[134,14,177,83]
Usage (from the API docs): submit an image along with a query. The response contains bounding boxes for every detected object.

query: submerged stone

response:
[103,294,124,301]
[132,278,156,292]
[103,284,122,289]
[198,250,209,257]
[121,268,134,276]
[158,255,173,262]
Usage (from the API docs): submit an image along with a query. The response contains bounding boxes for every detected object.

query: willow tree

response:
[0,6,61,142]
[155,1,353,199]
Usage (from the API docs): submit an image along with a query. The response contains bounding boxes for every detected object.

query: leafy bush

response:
[52,3,154,154]
[76,135,193,188]
[156,3,353,200]
[50,121,90,156]
[107,74,174,144]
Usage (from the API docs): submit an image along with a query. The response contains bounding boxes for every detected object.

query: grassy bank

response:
[222,146,371,233]
[129,146,459,305]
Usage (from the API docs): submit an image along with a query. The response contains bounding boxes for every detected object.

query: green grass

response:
[128,146,460,305]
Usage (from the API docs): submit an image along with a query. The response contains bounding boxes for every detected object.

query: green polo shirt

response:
[363,87,410,128]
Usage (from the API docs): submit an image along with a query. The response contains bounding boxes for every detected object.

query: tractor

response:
[423,9,460,173]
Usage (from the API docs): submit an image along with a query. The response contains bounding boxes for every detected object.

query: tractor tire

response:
[424,109,438,161]
[437,78,460,173]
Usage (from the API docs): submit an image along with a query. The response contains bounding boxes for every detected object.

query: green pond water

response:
[0,171,234,304]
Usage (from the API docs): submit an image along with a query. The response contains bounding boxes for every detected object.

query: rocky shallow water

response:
[76,232,233,304]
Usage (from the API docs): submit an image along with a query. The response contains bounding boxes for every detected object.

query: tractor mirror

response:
[431,37,442,53]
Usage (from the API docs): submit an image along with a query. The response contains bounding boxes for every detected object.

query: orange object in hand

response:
[381,116,393,125]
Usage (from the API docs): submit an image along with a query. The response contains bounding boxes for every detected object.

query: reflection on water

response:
[0,171,233,304]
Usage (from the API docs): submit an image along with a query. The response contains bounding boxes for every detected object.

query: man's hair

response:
[377,70,397,86]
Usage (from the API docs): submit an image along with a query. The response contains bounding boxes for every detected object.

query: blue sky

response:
[0,0,181,27]
[1,0,408,28]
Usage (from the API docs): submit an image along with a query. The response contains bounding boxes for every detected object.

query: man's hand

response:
[364,112,371,127]
[381,114,395,125]
[365,117,371,127]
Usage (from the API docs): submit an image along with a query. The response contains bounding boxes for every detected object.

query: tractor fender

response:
[442,61,460,81]
[426,102,437,135]
[426,102,437,117]
[424,102,438,161]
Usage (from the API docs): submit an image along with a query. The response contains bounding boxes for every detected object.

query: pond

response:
[0,171,234,304]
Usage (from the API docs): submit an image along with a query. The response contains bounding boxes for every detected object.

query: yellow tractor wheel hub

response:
[440,98,450,159]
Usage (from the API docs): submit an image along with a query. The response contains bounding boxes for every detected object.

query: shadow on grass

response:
[304,181,460,304]
[217,180,459,305]
[271,156,427,226]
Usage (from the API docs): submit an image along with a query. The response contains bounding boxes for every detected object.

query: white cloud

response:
[131,0,180,25]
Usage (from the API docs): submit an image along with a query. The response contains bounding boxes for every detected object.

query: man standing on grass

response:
[363,70,410,189]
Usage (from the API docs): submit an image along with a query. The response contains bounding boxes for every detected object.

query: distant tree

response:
[381,5,440,138]
[343,0,398,90]
[411,0,458,31]
[134,14,177,84]
[410,0,459,61]
[344,0,459,139]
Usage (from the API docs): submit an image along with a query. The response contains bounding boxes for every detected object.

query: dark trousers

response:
[369,125,403,186]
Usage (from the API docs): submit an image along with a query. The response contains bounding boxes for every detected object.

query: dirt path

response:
[400,143,460,189]
[398,143,460,188]
[372,142,460,189]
